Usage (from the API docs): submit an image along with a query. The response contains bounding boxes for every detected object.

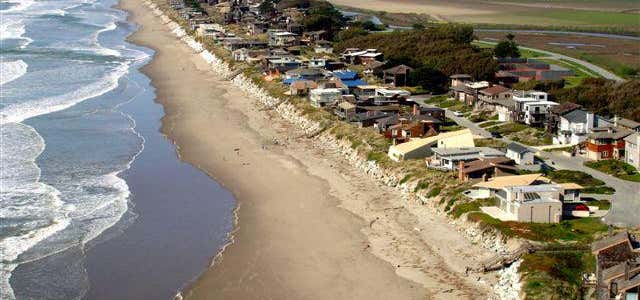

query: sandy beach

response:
[119,0,499,298]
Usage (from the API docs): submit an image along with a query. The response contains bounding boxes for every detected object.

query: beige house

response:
[473,174,582,223]
[387,129,474,162]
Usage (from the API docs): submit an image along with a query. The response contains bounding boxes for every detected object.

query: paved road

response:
[414,95,492,138]
[537,151,640,228]
[476,41,624,82]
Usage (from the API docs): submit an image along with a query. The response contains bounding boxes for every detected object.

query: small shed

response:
[506,142,535,165]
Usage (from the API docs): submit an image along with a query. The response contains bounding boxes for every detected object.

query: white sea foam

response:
[2,0,36,12]
[0,122,69,300]
[0,60,28,86]
[0,63,130,125]
[0,18,33,47]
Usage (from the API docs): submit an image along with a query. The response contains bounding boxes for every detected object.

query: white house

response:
[513,91,556,125]
[428,147,505,170]
[625,133,640,169]
[309,88,343,107]
[553,109,611,145]
[506,142,535,165]
[521,100,558,126]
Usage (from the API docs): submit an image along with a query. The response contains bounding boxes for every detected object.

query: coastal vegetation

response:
[553,78,640,121]
[543,169,616,194]
[584,160,640,182]
[520,248,595,299]
[335,25,498,91]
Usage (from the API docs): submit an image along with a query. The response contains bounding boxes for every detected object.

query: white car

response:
[452,111,463,117]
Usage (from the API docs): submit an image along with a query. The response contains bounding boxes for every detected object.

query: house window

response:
[602,151,608,157]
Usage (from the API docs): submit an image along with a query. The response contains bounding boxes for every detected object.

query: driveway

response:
[538,151,640,228]
[414,97,492,138]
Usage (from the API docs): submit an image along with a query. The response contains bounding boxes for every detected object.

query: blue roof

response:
[341,79,367,88]
[283,78,304,85]
[333,70,358,80]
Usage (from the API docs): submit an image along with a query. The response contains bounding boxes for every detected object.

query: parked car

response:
[452,111,463,117]
[490,131,502,138]
[563,202,591,218]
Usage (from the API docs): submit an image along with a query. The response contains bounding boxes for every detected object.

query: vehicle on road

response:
[452,111,463,117]
[490,131,502,138]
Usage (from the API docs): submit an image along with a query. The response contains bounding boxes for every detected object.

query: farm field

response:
[330,0,640,34]
[476,32,640,77]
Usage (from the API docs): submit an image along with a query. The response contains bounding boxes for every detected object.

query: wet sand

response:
[120,0,496,298]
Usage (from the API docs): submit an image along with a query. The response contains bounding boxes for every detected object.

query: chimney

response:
[458,160,465,181]
[586,111,594,130]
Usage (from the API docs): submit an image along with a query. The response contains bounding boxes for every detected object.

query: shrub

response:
[413,180,429,192]
[427,186,442,197]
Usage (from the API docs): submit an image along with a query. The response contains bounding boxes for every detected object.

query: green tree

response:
[303,5,345,38]
[408,67,448,93]
[494,33,520,58]
[258,0,276,16]
[334,24,498,81]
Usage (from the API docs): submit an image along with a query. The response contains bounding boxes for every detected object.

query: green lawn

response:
[468,212,608,243]
[493,122,529,135]
[544,169,616,194]
[584,160,640,182]
[449,197,498,219]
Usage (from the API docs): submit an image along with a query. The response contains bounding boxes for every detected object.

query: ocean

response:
[0,0,235,299]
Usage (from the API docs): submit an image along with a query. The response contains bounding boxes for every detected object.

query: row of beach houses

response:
[167,0,639,227]
[157,1,639,298]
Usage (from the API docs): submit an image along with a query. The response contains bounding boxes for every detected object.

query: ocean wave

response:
[0,60,28,86]
[0,122,69,300]
[2,0,36,12]
[0,62,129,125]
[0,18,34,47]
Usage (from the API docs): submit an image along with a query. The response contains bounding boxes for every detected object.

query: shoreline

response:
[121,0,504,298]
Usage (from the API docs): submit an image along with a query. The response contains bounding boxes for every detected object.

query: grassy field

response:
[331,0,640,34]
[544,169,616,194]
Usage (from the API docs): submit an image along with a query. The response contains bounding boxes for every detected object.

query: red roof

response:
[479,85,510,96]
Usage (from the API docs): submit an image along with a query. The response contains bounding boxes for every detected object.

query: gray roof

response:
[507,142,532,154]
[432,147,504,157]
[588,127,633,140]
[617,118,640,129]
[562,109,587,124]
